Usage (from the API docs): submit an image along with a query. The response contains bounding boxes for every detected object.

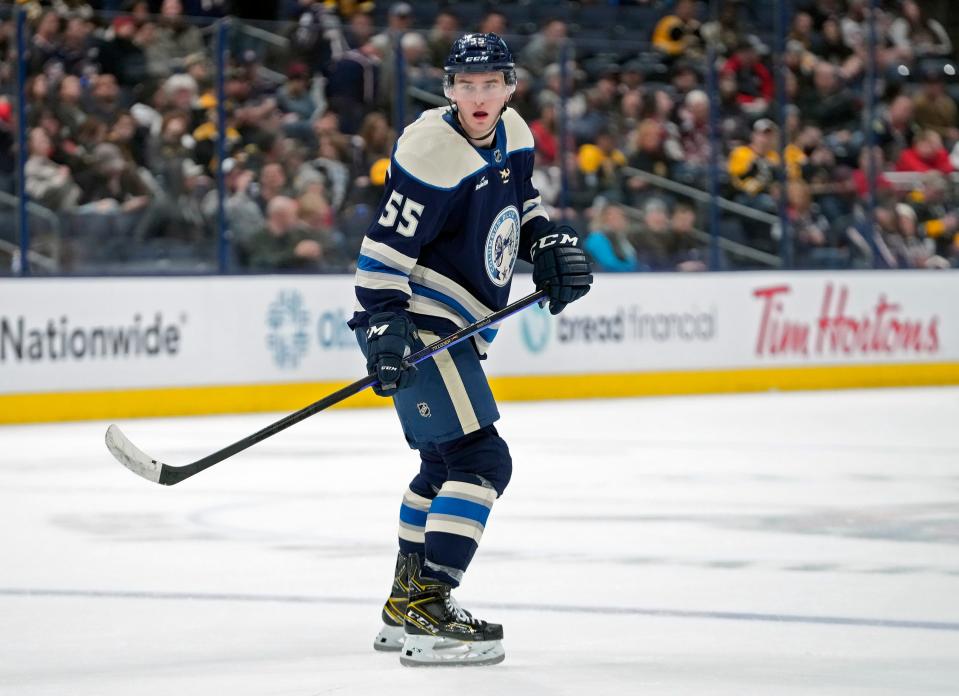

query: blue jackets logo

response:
[485,206,520,287]
[266,291,310,368]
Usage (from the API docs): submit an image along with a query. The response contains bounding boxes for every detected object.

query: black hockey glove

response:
[531,225,593,315]
[365,312,418,396]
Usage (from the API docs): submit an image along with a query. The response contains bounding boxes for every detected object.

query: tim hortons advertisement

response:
[744,273,953,364]
[751,281,939,359]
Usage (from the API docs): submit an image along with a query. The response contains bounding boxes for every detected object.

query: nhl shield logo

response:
[485,205,520,287]
[417,402,431,418]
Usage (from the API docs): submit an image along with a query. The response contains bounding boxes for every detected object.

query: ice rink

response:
[2,386,958,695]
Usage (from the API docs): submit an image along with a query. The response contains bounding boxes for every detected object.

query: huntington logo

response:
[520,302,551,354]
[266,290,310,368]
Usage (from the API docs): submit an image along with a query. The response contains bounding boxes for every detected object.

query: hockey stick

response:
[105,288,547,486]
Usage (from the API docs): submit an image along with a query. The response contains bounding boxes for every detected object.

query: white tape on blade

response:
[105,425,162,483]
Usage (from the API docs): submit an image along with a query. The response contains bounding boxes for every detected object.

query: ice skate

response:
[372,553,410,651]
[373,552,459,652]
[400,554,505,667]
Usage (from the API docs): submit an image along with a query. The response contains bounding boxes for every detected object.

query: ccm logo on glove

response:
[530,231,579,258]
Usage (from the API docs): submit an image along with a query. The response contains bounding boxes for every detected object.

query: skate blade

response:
[374,624,462,653]
[373,624,405,652]
[400,635,505,667]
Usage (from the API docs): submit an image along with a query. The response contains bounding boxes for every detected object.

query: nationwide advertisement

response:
[0,277,366,394]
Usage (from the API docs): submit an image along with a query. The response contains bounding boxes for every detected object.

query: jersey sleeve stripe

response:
[408,294,465,324]
[359,238,417,274]
[472,332,493,355]
[522,193,548,226]
[355,270,413,296]
[357,254,408,276]
[410,282,477,322]
[409,265,495,323]
[477,327,498,343]
[522,208,549,226]
[408,290,499,345]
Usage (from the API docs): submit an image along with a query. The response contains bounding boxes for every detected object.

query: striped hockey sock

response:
[422,479,497,586]
[398,487,432,558]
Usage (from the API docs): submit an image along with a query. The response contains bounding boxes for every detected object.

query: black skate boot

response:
[372,552,409,651]
[373,552,461,652]
[400,553,505,666]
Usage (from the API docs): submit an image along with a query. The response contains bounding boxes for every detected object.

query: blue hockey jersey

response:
[348,106,552,354]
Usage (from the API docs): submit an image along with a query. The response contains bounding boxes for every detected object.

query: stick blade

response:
[105,424,163,484]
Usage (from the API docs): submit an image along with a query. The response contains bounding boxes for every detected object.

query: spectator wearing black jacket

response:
[799,62,859,132]
[98,16,148,88]
[326,41,381,135]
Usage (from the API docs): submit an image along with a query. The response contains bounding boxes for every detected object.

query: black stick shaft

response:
[159,289,546,484]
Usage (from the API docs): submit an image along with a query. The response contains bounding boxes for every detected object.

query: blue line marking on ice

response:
[3,588,959,633]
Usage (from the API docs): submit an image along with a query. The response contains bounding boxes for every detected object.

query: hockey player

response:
[348,33,593,666]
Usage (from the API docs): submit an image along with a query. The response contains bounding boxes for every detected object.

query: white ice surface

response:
[2,387,959,695]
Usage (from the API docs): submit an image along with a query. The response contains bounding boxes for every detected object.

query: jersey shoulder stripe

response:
[502,107,534,153]
[393,108,486,190]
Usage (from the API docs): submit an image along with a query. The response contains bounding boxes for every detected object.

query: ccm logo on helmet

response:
[531,233,579,256]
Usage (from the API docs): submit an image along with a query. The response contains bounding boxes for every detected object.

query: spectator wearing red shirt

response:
[897,129,954,174]
[721,38,773,111]
[530,101,560,166]
[851,146,893,198]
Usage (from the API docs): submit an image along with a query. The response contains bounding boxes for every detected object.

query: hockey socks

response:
[397,487,432,559]
[422,479,497,585]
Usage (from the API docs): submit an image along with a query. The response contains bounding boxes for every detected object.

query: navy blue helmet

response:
[444,33,516,88]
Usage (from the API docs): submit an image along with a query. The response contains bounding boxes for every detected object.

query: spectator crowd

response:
[1,0,958,273]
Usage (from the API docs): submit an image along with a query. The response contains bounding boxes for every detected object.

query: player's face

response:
[451,72,511,140]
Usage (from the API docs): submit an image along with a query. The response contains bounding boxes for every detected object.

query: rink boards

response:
[1,272,958,423]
